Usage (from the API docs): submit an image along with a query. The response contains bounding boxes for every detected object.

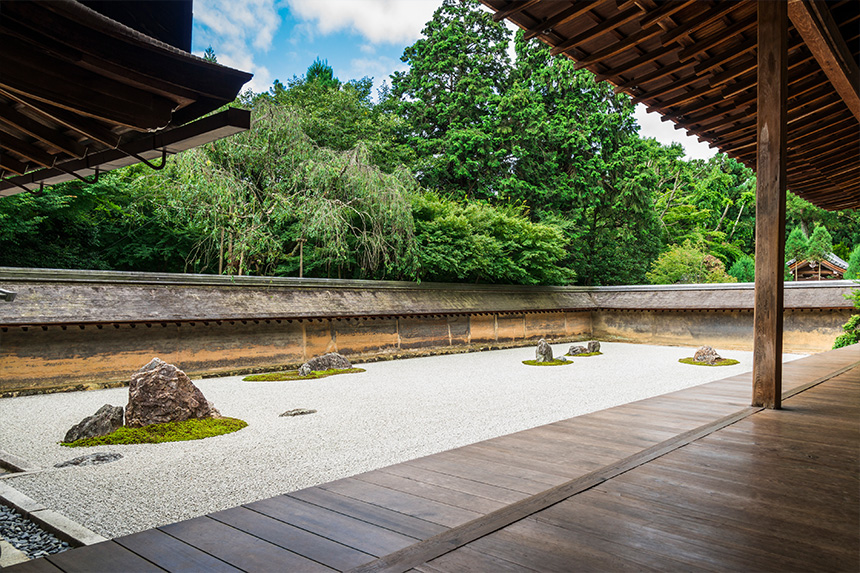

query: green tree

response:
[646,241,737,285]
[304,58,340,90]
[728,255,755,283]
[844,245,860,280]
[143,101,418,278]
[412,192,574,285]
[202,46,218,63]
[496,31,661,285]
[391,0,511,197]
[806,225,833,281]
[833,290,860,349]
[784,227,808,281]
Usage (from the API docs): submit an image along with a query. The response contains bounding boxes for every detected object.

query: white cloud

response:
[348,55,408,82]
[635,104,717,162]
[194,0,281,92]
[286,0,441,44]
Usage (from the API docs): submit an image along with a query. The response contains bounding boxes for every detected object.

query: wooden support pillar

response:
[752,0,788,409]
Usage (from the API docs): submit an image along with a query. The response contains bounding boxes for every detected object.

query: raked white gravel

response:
[0,342,804,538]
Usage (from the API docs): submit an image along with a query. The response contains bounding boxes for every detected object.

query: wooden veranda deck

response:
[10,346,859,573]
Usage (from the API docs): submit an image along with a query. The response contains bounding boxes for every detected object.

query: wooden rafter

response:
[788,0,860,120]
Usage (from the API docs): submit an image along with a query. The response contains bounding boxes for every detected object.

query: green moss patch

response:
[243,367,365,382]
[679,358,740,367]
[61,417,247,447]
[522,359,572,366]
[564,351,603,357]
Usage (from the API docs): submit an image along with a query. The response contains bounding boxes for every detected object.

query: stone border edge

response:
[0,481,107,547]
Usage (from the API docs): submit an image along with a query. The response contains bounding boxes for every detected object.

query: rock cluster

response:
[535,339,553,362]
[569,341,601,355]
[63,358,221,442]
[126,358,216,428]
[298,352,352,377]
[0,505,70,560]
[693,345,722,365]
[63,404,124,443]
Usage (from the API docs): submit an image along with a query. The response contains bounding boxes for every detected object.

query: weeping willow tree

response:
[142,101,417,278]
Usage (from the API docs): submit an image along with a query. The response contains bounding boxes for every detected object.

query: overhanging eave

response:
[0,107,250,196]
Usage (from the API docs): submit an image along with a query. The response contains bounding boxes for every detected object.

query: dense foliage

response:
[1,0,858,286]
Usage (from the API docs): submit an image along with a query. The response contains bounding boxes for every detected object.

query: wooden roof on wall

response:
[480,0,860,211]
[0,0,253,196]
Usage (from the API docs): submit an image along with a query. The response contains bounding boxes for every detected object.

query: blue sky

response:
[191,0,715,161]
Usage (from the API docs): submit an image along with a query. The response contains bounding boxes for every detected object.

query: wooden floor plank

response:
[1,559,64,573]
[210,506,375,571]
[159,516,333,572]
[354,470,509,514]
[246,494,418,556]
[420,546,539,573]
[378,463,528,505]
[45,541,166,573]
[288,487,448,540]
[114,528,242,573]
[320,478,483,528]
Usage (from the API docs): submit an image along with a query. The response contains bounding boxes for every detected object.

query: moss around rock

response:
[679,357,740,367]
[564,351,603,357]
[61,417,247,447]
[243,367,365,382]
[522,359,572,366]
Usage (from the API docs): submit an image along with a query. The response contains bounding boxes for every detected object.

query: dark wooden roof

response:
[480,0,860,211]
[0,0,253,196]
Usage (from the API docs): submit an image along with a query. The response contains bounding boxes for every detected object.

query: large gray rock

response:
[63,404,124,443]
[535,339,553,362]
[568,345,587,356]
[587,341,601,353]
[126,358,215,428]
[298,352,352,377]
[693,345,722,365]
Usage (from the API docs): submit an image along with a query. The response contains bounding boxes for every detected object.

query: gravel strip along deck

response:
[0,342,803,539]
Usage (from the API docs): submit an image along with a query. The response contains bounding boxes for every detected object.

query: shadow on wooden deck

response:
[9,345,859,573]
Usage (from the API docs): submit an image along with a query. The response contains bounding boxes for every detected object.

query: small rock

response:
[568,345,587,356]
[63,404,124,443]
[279,408,317,417]
[54,453,123,468]
[298,352,352,376]
[693,345,722,365]
[587,341,600,353]
[535,339,553,362]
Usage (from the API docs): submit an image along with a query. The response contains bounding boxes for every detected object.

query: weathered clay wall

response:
[0,311,592,395]
[0,268,855,395]
[592,308,854,354]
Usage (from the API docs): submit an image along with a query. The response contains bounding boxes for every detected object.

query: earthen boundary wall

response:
[0,268,855,395]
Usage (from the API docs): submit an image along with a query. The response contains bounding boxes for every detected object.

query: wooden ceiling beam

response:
[0,88,120,149]
[575,23,665,70]
[523,2,598,41]
[678,16,757,63]
[0,36,176,131]
[615,58,695,94]
[0,101,87,158]
[788,0,860,120]
[598,44,676,84]
[0,133,56,168]
[550,5,643,57]
[492,0,542,23]
[0,153,29,176]
[660,1,750,46]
